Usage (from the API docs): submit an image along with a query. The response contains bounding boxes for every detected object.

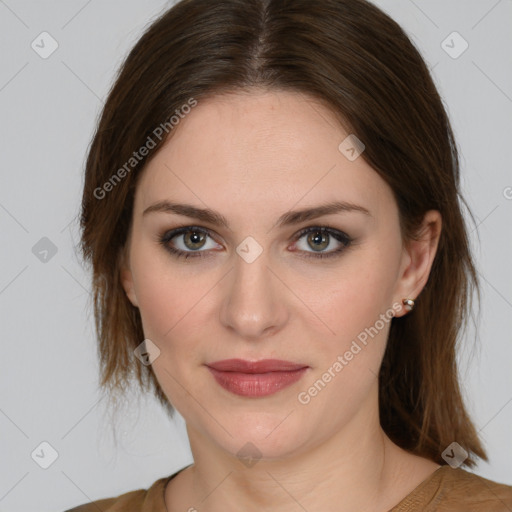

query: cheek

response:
[308,248,400,340]
[308,280,391,384]
[130,243,192,340]
[295,237,402,402]
[294,262,397,426]
[130,242,221,367]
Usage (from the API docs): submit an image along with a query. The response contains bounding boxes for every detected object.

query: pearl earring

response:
[402,298,415,312]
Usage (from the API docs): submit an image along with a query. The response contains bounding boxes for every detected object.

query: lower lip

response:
[207,367,308,397]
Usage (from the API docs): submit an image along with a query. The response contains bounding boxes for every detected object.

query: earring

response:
[402,298,415,312]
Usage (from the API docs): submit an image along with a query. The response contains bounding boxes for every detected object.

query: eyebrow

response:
[142,200,371,229]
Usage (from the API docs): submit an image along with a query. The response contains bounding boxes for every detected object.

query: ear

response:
[119,245,139,308]
[393,210,442,318]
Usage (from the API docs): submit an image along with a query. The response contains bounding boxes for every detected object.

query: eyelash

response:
[158,225,353,261]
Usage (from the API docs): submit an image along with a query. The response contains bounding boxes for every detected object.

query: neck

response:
[166,388,436,512]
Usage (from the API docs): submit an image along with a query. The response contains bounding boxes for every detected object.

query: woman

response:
[69,0,512,510]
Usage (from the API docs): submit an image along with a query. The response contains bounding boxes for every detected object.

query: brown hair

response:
[80,0,486,467]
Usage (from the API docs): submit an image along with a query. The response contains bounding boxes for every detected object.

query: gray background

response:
[0,1,511,511]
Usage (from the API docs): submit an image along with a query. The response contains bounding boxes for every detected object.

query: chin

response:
[202,409,315,462]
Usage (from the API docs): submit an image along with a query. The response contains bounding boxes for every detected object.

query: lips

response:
[206,359,308,397]
[207,358,307,373]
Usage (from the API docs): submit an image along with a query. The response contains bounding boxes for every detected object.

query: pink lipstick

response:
[206,359,308,397]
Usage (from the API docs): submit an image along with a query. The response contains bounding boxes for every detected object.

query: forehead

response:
[135,90,395,222]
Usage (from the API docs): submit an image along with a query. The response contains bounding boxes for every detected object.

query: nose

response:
[219,247,289,341]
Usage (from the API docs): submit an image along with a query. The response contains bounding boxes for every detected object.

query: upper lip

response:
[206,359,308,373]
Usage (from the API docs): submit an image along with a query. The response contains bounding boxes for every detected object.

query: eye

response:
[159,225,353,261]
[159,226,221,259]
[291,226,352,259]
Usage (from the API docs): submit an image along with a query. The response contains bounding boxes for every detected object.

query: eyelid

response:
[291,224,350,242]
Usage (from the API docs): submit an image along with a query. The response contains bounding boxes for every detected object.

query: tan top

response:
[65,465,512,511]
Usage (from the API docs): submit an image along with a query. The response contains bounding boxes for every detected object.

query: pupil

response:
[186,231,205,249]
[309,231,328,251]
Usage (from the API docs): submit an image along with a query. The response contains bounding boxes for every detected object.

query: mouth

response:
[206,359,309,397]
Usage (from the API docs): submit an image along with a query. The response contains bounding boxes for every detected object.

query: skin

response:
[120,89,442,512]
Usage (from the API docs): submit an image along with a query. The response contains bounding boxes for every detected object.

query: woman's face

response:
[121,90,426,461]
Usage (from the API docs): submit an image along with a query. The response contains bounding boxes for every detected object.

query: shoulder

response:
[440,466,512,509]
[394,465,512,511]
[63,489,145,512]
[62,475,171,512]
[63,492,142,512]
